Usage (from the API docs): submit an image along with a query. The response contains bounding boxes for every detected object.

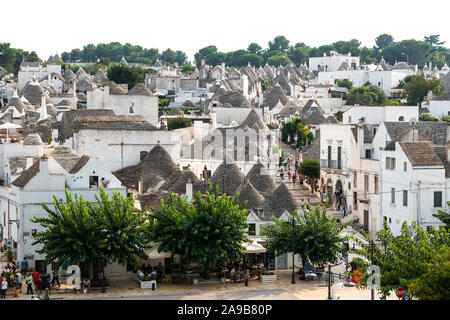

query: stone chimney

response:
[427,90,433,101]
[186,179,193,202]
[25,157,34,170]
[138,176,144,195]
[39,154,49,176]
[140,151,148,161]
[39,92,48,122]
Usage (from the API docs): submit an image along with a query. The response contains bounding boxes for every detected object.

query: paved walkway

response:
[0,270,397,300]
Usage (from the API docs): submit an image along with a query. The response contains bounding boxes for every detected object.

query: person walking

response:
[280,168,284,180]
[16,270,22,293]
[1,276,7,299]
[287,169,291,181]
[21,258,29,275]
[13,275,20,297]
[31,269,40,293]
[51,269,60,288]
[26,273,33,294]
[292,174,297,185]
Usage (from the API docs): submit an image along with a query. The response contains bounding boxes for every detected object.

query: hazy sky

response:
[3,0,450,62]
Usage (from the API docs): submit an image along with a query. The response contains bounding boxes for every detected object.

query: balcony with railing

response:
[320,159,344,171]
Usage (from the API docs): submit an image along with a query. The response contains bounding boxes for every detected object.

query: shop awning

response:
[241,241,267,253]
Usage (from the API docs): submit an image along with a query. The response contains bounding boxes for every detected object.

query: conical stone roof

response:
[263,183,298,218]
[235,180,265,210]
[240,109,270,132]
[210,159,245,195]
[246,160,276,195]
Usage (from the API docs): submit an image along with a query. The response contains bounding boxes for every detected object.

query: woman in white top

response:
[1,278,8,299]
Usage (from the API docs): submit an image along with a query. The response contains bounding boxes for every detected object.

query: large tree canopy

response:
[262,204,351,266]
[357,221,450,300]
[404,73,445,105]
[31,189,150,277]
[107,64,149,90]
[0,42,40,74]
[150,185,249,267]
[61,42,188,65]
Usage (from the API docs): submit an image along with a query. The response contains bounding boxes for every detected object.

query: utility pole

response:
[291,216,295,284]
[327,264,331,300]
[371,240,374,300]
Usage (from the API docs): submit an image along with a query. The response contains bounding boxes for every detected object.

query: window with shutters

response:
[403,190,408,206]
[434,191,442,207]
[391,188,395,204]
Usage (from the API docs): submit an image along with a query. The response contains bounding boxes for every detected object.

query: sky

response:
[3,0,450,62]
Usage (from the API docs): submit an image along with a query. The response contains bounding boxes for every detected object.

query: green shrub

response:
[167,116,192,130]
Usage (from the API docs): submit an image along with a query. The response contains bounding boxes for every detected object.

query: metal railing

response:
[320,159,343,170]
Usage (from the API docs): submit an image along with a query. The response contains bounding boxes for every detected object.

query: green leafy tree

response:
[167,116,192,130]
[381,40,432,65]
[298,158,320,194]
[31,191,106,277]
[0,42,41,74]
[357,221,450,300]
[423,34,445,49]
[261,205,351,267]
[268,35,290,53]
[31,189,150,278]
[336,79,353,90]
[150,185,249,267]
[375,34,394,51]
[94,189,150,267]
[107,64,148,90]
[345,84,387,105]
[267,54,291,66]
[408,250,450,300]
[247,43,262,55]
[404,73,445,105]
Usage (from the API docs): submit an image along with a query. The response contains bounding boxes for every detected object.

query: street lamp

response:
[101,228,107,293]
[291,214,296,285]
[401,53,409,65]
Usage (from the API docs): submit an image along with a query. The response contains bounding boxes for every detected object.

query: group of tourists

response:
[137,263,164,281]
[281,152,305,186]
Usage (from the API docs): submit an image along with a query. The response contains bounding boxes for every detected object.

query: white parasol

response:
[241,241,267,254]
[146,243,173,259]
[0,122,22,141]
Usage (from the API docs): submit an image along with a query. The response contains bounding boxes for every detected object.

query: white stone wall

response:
[380,143,447,236]
[343,106,418,125]
[317,70,412,90]
[87,87,159,126]
[71,129,181,172]
[428,100,450,119]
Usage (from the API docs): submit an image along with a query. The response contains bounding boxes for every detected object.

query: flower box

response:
[260,274,277,282]
[133,273,157,289]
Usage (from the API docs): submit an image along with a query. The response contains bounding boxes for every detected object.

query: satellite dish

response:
[408,117,417,126]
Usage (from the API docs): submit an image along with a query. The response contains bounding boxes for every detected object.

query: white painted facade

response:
[426,100,450,119]
[87,86,159,126]
[380,142,448,236]
[18,64,62,92]
[343,106,418,125]
[0,142,44,186]
[66,129,181,172]
[0,154,125,269]
[317,70,413,91]
[309,52,360,72]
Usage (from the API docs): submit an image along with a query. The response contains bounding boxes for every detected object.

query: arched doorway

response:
[326,179,333,204]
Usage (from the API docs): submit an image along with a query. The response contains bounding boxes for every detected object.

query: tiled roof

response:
[399,141,443,167]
